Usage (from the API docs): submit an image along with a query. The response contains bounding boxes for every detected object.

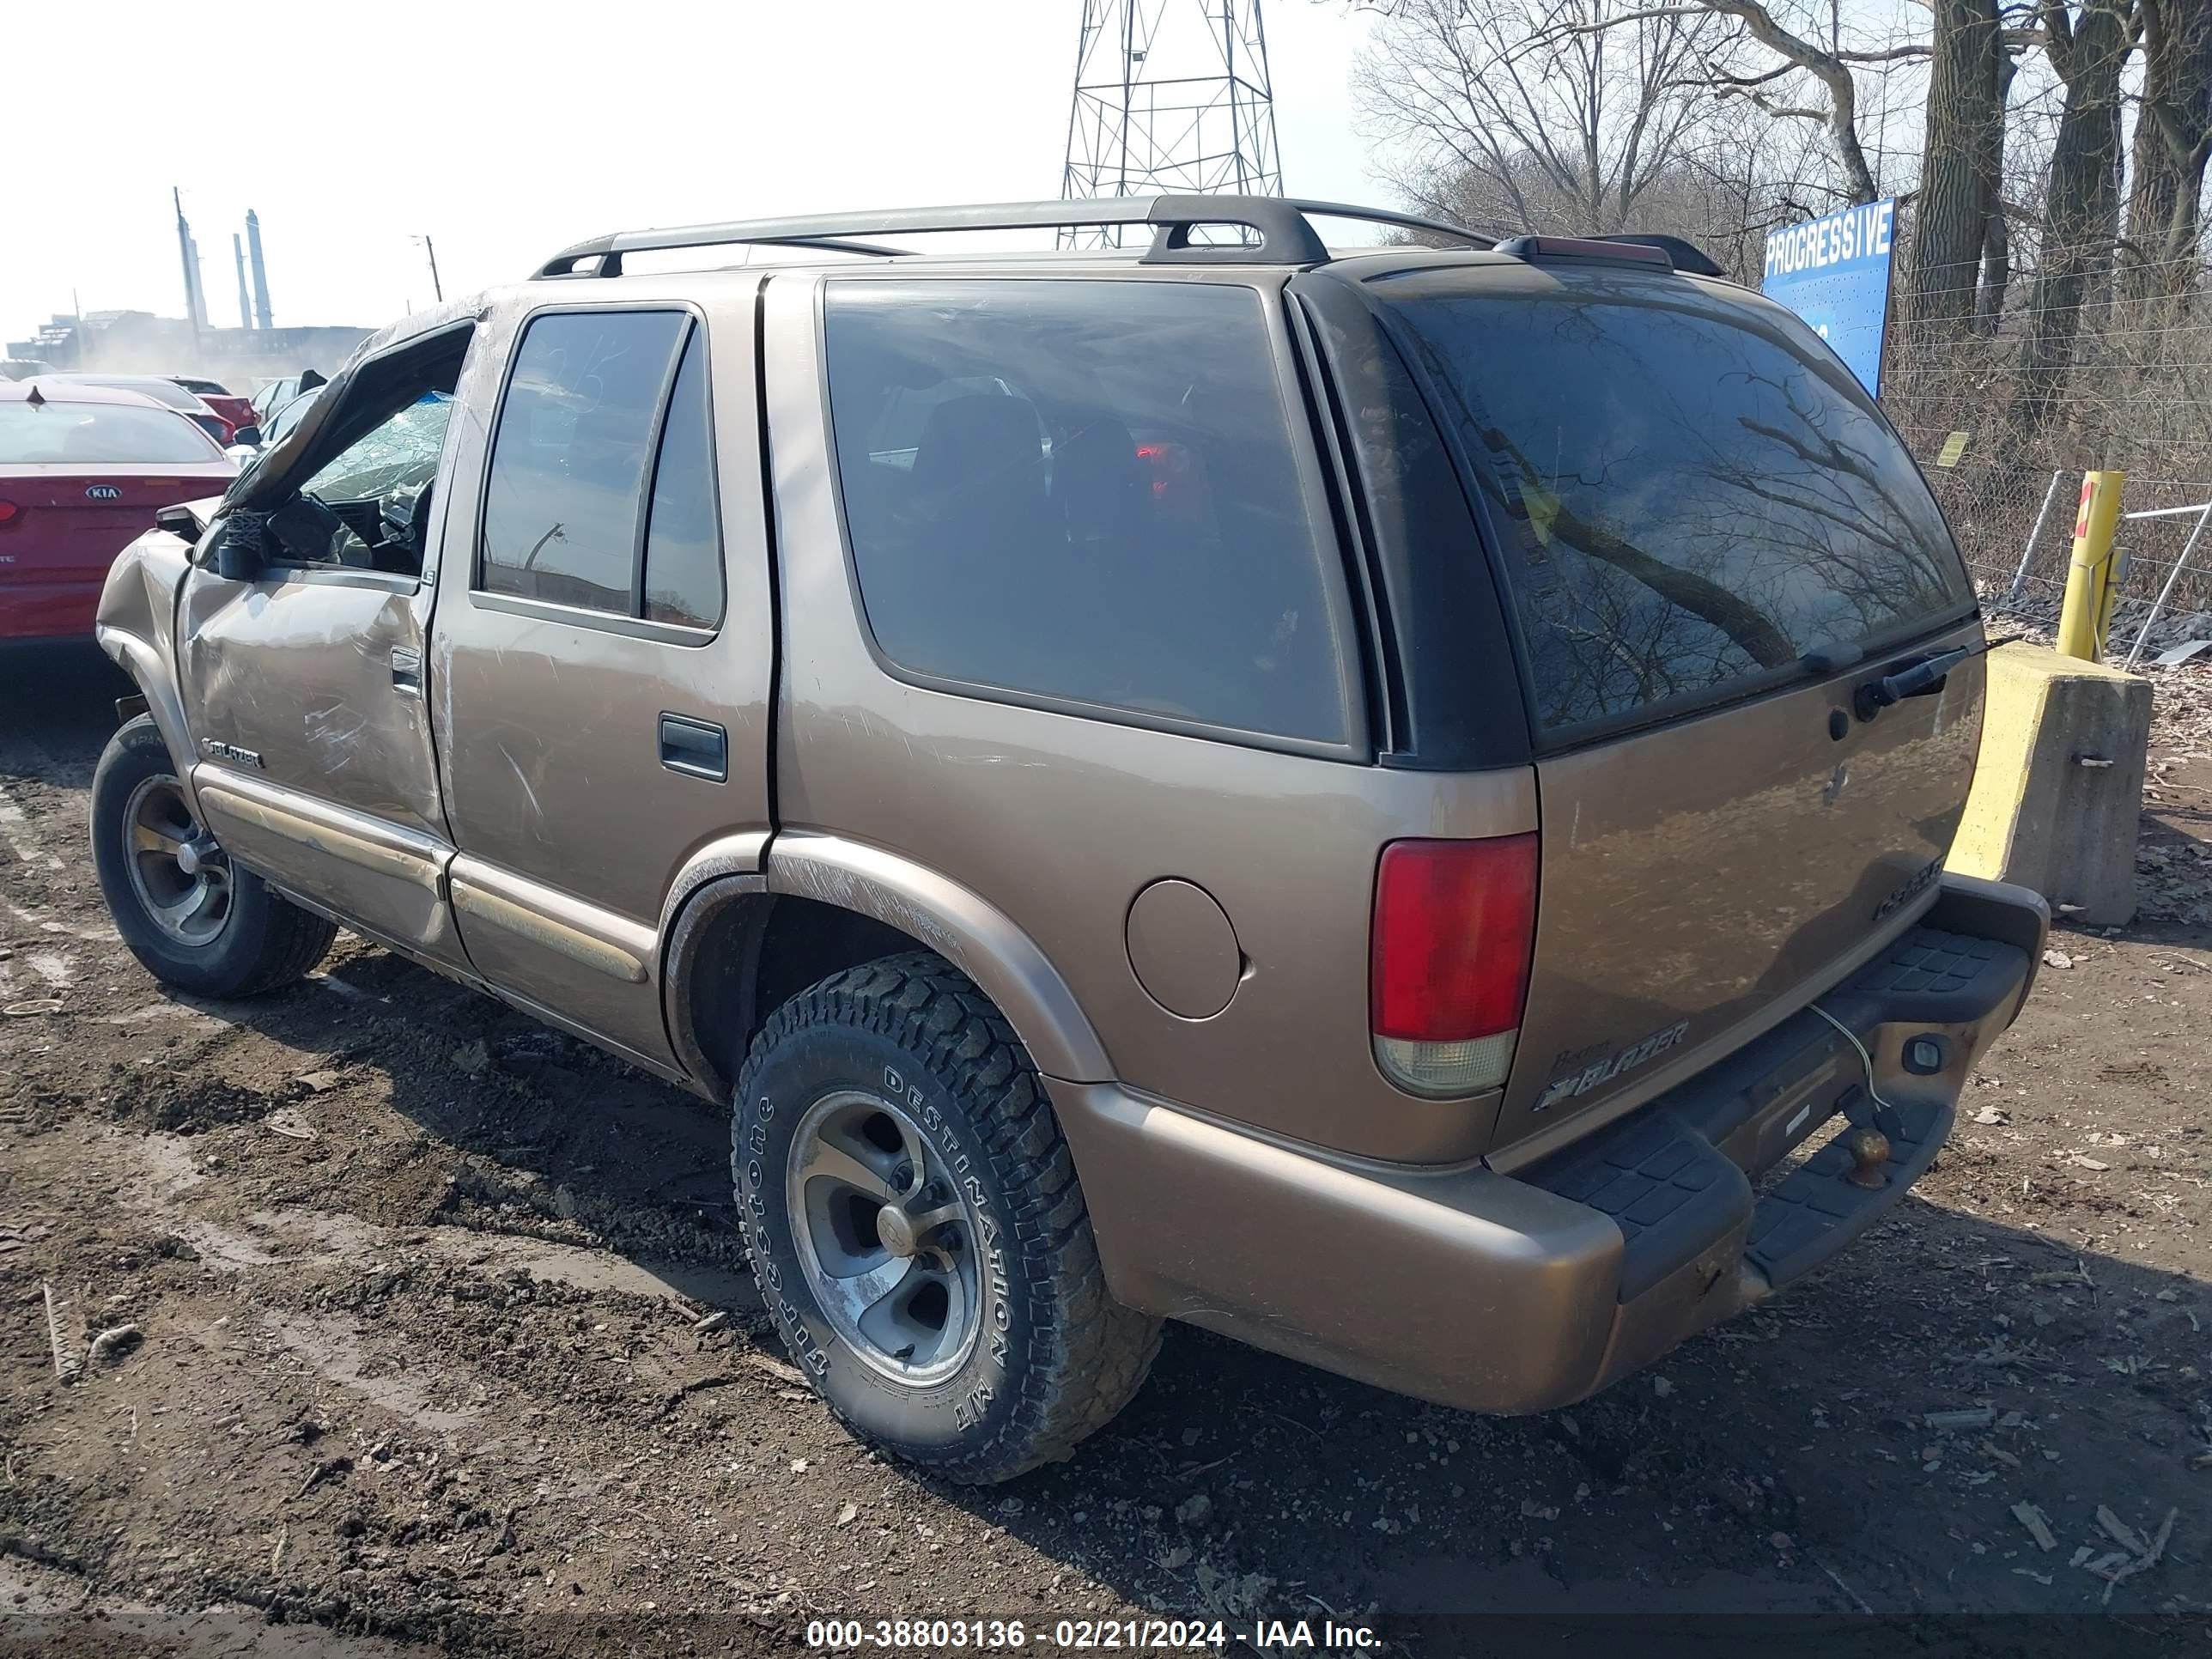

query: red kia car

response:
[0,381,236,642]
[41,375,234,447]
[170,376,260,441]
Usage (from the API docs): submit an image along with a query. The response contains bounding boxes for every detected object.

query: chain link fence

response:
[1882,257,2212,659]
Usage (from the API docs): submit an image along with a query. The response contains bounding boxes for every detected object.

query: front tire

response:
[732,952,1160,1484]
[90,716,336,998]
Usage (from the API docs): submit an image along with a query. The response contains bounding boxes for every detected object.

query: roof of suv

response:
[532,195,1479,278]
[526,195,1731,287]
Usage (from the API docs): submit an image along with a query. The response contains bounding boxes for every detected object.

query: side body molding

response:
[765,832,1114,1083]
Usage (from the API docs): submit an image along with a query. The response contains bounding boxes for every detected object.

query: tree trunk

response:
[1710,1,1881,203]
[2017,3,2136,434]
[2123,0,2212,301]
[1972,49,2019,333]
[1978,209,2012,335]
[1914,0,2007,333]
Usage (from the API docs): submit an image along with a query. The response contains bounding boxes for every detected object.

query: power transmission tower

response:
[1060,1,1283,246]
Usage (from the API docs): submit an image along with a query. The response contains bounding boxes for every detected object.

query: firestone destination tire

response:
[732,951,1161,1483]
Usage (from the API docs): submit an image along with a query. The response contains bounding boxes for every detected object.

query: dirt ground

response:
[1,642,2208,1657]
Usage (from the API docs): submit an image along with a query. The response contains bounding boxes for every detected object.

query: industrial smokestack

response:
[233,234,253,331]
[173,187,204,332]
[246,210,272,330]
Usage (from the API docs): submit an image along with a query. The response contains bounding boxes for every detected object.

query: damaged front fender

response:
[94,517,206,810]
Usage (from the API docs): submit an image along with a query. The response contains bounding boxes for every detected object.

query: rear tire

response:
[89,716,335,998]
[732,951,1160,1484]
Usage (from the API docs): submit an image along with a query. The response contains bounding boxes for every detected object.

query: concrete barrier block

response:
[1948,642,2151,926]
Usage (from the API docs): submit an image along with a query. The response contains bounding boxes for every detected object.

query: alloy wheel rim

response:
[785,1088,983,1386]
[122,775,233,946]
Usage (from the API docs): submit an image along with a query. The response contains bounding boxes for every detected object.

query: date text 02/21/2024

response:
[805,1618,1382,1650]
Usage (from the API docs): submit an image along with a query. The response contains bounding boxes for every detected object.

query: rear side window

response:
[823,279,1352,746]
[0,402,221,465]
[479,309,722,627]
[641,331,722,629]
[1385,272,1972,738]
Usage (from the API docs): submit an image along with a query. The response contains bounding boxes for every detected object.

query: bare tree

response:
[1525,1,1937,206]
[1354,0,1737,234]
[1913,0,2018,333]
[2015,1,2139,431]
[1680,1,1899,204]
[2123,0,2212,298]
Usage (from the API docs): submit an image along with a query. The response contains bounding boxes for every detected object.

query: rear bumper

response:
[0,580,104,641]
[1052,874,2046,1415]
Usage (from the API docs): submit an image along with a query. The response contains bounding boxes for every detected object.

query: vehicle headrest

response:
[1052,414,1146,543]
[910,393,1045,505]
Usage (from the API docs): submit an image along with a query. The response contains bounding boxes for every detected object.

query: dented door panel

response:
[191,766,462,967]
[181,572,442,834]
[176,565,469,972]
[171,313,495,974]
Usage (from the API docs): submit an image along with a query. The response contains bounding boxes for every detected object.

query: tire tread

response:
[733,951,1161,1483]
[92,717,336,997]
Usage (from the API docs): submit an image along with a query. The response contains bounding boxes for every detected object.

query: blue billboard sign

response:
[1762,198,1895,396]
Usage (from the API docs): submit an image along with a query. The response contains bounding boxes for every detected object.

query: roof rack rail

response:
[1495,234,1674,270]
[1588,233,1727,278]
[531,195,1495,278]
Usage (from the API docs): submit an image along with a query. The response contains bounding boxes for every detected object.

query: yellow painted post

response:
[2055,471,2125,660]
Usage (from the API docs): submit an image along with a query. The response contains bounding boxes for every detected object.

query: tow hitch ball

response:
[1837,1087,1899,1189]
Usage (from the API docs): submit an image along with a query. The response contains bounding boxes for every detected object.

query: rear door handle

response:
[390,647,422,696]
[659,714,727,781]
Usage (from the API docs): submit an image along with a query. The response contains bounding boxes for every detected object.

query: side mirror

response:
[154,503,204,541]
[230,424,263,448]
[211,520,263,582]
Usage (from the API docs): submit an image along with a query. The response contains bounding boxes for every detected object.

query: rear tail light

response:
[1370,835,1539,1098]
[0,501,16,524]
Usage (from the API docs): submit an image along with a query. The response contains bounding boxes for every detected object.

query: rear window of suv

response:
[1382,267,1973,738]
[823,279,1356,748]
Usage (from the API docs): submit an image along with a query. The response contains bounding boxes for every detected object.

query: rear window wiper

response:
[1853,634,2021,722]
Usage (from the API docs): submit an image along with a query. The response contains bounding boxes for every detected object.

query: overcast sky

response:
[6,1,1382,345]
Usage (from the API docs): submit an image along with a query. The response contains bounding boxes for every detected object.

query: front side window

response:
[823,279,1352,746]
[1384,268,1973,738]
[302,392,453,504]
[255,331,471,579]
[480,309,723,623]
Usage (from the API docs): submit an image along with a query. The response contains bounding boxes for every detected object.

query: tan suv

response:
[90,197,2047,1483]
